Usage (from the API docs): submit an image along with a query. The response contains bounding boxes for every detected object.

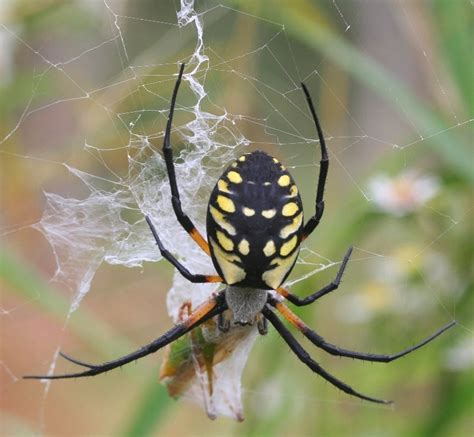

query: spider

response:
[25,64,455,404]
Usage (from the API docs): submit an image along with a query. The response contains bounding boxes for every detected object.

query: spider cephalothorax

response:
[25,64,455,406]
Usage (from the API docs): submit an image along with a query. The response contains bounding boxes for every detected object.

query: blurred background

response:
[1,0,472,435]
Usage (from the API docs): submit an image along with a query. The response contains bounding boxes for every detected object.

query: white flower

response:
[445,335,474,371]
[368,171,439,216]
[336,245,453,324]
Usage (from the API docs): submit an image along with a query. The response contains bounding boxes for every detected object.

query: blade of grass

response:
[419,370,474,436]
[432,0,474,115]
[122,378,173,437]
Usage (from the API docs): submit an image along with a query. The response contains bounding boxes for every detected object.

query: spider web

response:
[0,0,471,432]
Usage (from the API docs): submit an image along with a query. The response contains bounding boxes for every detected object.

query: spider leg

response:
[270,298,456,363]
[146,216,222,284]
[161,63,211,256]
[262,306,391,405]
[257,314,268,335]
[300,82,328,240]
[58,352,96,368]
[277,247,352,305]
[24,293,227,380]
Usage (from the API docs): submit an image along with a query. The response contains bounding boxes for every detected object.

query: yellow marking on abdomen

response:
[238,239,250,255]
[210,238,246,285]
[263,240,276,257]
[289,185,298,197]
[217,195,235,213]
[218,179,231,194]
[238,155,246,162]
[243,207,255,217]
[227,171,242,184]
[262,250,299,289]
[280,213,303,239]
[282,202,299,217]
[216,230,234,251]
[280,235,298,256]
[278,175,290,187]
[262,209,276,219]
[209,206,236,235]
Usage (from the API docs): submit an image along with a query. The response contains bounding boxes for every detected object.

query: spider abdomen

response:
[206,151,303,289]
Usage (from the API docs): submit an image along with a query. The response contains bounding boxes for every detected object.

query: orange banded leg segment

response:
[276,246,353,306]
[190,228,211,256]
[270,298,456,363]
[183,296,222,328]
[276,287,289,299]
[273,301,306,331]
[204,275,223,283]
[178,300,215,396]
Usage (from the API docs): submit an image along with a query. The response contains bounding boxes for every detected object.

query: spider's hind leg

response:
[262,305,391,404]
[270,297,456,364]
[24,293,227,380]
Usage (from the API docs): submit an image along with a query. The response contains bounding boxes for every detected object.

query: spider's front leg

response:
[161,63,211,256]
[300,82,329,240]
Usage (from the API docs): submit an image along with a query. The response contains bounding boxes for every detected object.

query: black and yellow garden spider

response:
[25,64,455,404]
